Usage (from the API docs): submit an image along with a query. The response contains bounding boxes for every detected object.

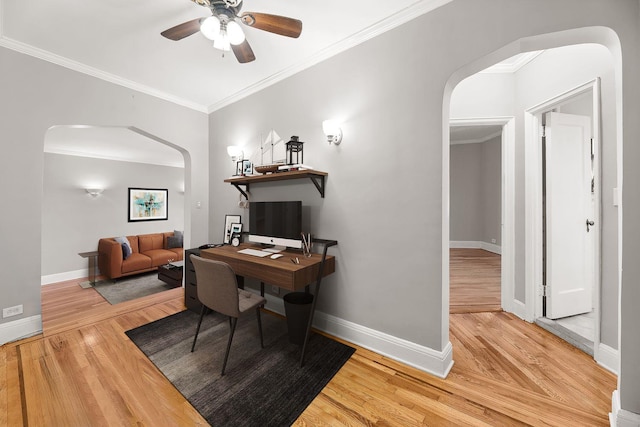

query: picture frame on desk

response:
[223,214,241,244]
[230,222,242,235]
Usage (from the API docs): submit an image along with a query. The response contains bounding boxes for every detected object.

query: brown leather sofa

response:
[98,232,183,280]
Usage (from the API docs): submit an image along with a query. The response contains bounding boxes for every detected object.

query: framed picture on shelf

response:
[236,160,252,176]
[223,214,241,243]
[128,188,168,222]
[230,222,243,236]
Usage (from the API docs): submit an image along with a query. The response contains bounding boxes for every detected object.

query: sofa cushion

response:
[166,247,184,260]
[121,253,153,274]
[128,236,139,253]
[145,249,180,267]
[139,234,165,253]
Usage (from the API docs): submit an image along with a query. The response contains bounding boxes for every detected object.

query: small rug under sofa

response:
[92,272,175,305]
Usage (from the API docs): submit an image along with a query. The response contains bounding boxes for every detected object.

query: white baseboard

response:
[597,343,619,375]
[611,390,640,426]
[261,293,453,378]
[0,315,42,345]
[450,240,501,254]
[41,269,86,286]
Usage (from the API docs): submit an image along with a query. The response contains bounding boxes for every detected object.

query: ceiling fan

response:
[161,0,302,63]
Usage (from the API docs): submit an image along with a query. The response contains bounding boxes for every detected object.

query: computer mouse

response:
[270,254,283,259]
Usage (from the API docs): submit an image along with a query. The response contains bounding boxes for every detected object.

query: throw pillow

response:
[174,230,183,239]
[121,243,132,260]
[167,235,182,249]
[114,236,132,255]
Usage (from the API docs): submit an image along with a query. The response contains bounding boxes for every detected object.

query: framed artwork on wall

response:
[128,188,168,222]
[224,214,241,243]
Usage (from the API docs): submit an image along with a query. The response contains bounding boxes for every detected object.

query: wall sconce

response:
[227,145,244,162]
[85,188,104,198]
[322,120,342,145]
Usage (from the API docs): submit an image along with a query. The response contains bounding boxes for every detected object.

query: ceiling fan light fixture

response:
[213,31,231,51]
[226,20,245,45]
[200,15,221,40]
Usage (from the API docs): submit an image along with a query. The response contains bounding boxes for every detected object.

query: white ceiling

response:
[0,0,451,113]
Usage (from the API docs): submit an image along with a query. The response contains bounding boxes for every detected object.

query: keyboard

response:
[238,248,272,257]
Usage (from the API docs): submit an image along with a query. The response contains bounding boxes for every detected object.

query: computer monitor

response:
[249,201,303,250]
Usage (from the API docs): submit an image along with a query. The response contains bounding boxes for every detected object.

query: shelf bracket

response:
[309,175,325,198]
[232,183,249,200]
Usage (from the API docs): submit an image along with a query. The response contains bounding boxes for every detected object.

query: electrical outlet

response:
[271,285,280,296]
[3,304,23,318]
[491,238,497,244]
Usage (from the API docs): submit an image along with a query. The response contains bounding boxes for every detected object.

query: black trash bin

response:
[283,292,314,345]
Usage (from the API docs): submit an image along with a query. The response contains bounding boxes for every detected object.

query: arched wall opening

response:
[442,26,622,376]
[41,125,192,284]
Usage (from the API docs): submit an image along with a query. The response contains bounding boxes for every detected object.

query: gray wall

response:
[207,0,640,413]
[450,137,501,246]
[41,153,185,279]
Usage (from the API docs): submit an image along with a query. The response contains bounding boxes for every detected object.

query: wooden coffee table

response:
[158,261,184,287]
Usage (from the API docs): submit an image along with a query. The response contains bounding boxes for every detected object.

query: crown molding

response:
[0,36,209,113]
[480,50,544,74]
[206,0,454,113]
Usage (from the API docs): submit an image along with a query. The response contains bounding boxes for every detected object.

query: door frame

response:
[449,117,516,314]
[524,78,602,350]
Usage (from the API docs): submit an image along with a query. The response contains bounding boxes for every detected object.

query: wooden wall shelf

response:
[224,169,328,199]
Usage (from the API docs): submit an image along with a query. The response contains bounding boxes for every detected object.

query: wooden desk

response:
[199,243,335,291]
[198,241,337,367]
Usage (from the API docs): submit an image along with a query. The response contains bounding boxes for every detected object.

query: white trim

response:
[480,51,544,74]
[449,240,501,254]
[261,293,453,378]
[512,299,527,320]
[524,79,604,349]
[596,343,619,375]
[0,315,42,345]
[611,390,640,427]
[41,269,86,286]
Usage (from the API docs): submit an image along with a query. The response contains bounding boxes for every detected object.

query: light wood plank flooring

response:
[0,276,615,426]
[450,248,502,313]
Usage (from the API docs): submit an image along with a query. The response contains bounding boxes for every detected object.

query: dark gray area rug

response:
[93,272,175,305]
[126,310,355,426]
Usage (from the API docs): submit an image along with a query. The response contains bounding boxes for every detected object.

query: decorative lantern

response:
[286,135,304,166]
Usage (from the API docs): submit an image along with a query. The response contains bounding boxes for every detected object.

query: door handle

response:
[586,219,595,232]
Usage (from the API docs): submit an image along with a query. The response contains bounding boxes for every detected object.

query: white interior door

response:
[545,112,594,319]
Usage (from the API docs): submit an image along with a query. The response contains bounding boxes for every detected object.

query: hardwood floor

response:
[450,248,502,313]
[0,274,615,426]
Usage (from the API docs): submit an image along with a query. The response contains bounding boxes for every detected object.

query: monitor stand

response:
[263,245,286,253]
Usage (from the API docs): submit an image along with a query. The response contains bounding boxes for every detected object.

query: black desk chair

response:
[190,255,266,375]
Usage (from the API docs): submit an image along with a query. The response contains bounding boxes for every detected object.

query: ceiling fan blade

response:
[161,18,203,41]
[240,12,302,38]
[232,39,256,63]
